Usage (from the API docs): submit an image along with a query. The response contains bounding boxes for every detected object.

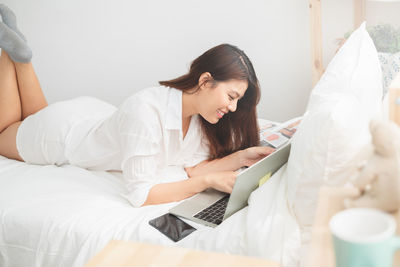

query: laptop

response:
[169,143,291,227]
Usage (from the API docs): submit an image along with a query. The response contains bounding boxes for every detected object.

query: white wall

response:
[366,1,400,28]
[3,0,315,122]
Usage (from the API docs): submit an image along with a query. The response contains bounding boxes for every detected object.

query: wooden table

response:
[307,186,400,267]
[84,240,281,267]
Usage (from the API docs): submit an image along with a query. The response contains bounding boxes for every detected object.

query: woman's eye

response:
[229,95,234,101]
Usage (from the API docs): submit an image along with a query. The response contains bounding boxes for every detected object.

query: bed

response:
[0,154,300,267]
[0,18,396,267]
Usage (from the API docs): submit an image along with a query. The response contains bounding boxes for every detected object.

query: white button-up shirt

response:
[67,86,209,207]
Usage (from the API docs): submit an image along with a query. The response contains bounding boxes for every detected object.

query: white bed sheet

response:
[0,155,301,267]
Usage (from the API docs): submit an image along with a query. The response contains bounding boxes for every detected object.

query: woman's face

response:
[197,78,248,124]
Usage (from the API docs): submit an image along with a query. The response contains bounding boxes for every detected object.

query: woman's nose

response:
[228,100,237,112]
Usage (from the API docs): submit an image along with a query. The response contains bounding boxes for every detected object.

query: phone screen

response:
[149,213,196,242]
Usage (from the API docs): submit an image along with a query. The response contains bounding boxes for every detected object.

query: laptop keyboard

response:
[193,195,229,225]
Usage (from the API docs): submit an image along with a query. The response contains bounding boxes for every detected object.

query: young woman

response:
[0,5,274,207]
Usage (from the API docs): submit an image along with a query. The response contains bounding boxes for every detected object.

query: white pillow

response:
[286,22,383,228]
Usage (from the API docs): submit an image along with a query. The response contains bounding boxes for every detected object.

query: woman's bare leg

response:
[0,50,23,160]
[0,121,22,160]
[0,50,21,132]
[0,5,45,161]
[0,50,48,161]
[14,61,47,119]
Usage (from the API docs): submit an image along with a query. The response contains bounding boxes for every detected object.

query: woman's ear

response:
[198,72,212,89]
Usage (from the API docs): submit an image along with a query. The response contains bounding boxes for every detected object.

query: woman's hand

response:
[240,146,275,167]
[204,171,239,194]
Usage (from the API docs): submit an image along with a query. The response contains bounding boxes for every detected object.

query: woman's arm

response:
[185,146,275,178]
[185,150,243,178]
[142,171,237,206]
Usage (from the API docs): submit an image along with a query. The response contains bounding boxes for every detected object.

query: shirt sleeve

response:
[121,155,160,207]
[117,106,162,207]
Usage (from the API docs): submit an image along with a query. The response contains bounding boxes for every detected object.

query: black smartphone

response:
[149,213,196,242]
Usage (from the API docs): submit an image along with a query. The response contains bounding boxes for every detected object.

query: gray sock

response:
[0,4,26,41]
[0,22,31,63]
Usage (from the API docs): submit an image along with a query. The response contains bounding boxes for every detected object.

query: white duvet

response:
[0,155,301,267]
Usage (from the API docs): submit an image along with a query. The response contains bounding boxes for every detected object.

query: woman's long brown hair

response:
[159,44,261,160]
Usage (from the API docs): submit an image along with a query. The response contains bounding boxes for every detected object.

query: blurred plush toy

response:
[345,119,400,212]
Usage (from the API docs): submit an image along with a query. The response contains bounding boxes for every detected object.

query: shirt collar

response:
[165,87,182,130]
